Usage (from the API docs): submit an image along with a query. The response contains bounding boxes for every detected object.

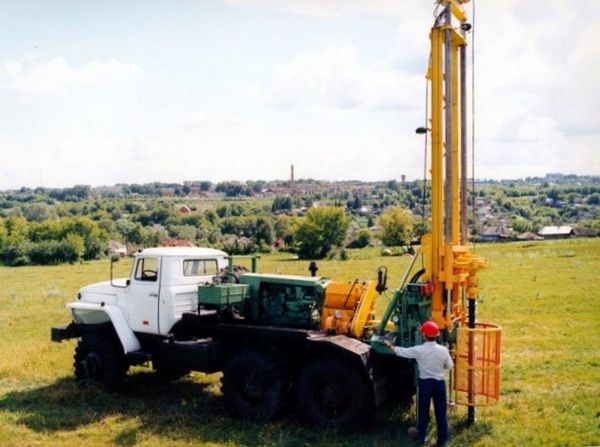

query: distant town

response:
[0,171,598,266]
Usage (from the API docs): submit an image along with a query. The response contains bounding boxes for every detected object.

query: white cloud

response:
[472,0,600,177]
[256,44,422,111]
[184,111,246,129]
[0,57,141,97]
[222,0,407,18]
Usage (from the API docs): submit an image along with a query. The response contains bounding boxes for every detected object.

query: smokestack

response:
[291,164,295,195]
[401,174,406,184]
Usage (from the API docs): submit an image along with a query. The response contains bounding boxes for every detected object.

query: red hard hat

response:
[421,321,440,337]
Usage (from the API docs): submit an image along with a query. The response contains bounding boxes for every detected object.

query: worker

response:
[383,320,453,446]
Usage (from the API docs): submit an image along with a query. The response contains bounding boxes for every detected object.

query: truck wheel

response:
[74,331,127,391]
[221,349,286,421]
[296,358,367,429]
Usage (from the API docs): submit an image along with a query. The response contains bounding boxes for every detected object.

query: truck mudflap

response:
[305,334,390,406]
[51,323,80,342]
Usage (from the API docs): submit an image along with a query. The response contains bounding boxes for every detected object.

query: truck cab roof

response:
[136,247,228,258]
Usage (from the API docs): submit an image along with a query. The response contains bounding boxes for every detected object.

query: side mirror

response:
[110,253,128,288]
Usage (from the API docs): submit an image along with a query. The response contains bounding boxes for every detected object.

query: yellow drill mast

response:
[421,0,485,337]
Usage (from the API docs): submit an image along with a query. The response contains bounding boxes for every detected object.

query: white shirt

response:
[393,341,453,380]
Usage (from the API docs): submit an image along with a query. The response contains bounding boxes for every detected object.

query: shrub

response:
[355,229,371,248]
[378,207,414,246]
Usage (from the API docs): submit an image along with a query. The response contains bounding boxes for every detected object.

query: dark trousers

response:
[417,378,449,446]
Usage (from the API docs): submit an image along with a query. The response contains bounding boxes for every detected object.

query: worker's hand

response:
[381,339,394,349]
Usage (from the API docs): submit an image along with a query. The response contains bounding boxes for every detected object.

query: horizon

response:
[3,171,598,193]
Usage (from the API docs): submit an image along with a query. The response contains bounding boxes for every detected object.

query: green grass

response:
[0,239,599,446]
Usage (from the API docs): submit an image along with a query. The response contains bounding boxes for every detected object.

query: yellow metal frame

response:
[423,1,486,331]
[454,323,502,406]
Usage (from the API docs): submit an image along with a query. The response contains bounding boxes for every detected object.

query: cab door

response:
[124,256,161,334]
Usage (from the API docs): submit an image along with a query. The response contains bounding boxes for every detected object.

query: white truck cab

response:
[66,247,228,353]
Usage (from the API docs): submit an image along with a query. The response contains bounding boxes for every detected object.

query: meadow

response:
[0,239,599,446]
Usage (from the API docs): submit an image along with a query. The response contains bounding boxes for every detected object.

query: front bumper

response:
[51,323,80,342]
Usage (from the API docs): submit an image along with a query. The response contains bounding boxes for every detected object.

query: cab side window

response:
[183,259,218,276]
[134,257,159,282]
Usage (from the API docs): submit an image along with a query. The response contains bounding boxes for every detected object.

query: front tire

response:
[221,349,286,421]
[74,331,128,391]
[296,358,367,429]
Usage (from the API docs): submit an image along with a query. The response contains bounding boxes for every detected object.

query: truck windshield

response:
[134,257,159,282]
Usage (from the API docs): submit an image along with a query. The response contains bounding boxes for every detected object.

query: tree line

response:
[0,198,415,265]
[0,176,598,266]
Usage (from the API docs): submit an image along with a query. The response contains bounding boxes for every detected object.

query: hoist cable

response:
[470,0,477,250]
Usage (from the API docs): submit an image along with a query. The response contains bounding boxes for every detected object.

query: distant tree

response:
[199,181,212,191]
[587,193,600,205]
[413,219,431,238]
[116,219,136,244]
[60,217,107,260]
[347,194,363,210]
[386,180,399,192]
[379,207,414,246]
[28,220,62,242]
[247,180,266,193]
[204,209,218,224]
[253,216,273,245]
[63,233,85,262]
[355,229,371,248]
[123,202,143,214]
[295,207,349,259]
[512,217,533,234]
[274,215,291,239]
[144,226,169,246]
[150,208,171,225]
[22,203,50,222]
[216,181,249,197]
[169,225,197,242]
[127,224,147,245]
[272,196,293,213]
[3,216,29,243]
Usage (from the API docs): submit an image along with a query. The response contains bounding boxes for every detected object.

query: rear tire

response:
[221,349,286,421]
[296,358,367,429]
[74,330,127,391]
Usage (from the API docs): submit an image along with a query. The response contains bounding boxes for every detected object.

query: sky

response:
[0,0,599,189]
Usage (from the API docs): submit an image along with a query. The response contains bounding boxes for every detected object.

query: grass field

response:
[0,239,599,446]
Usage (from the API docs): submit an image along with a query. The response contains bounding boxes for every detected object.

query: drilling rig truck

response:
[52,0,501,428]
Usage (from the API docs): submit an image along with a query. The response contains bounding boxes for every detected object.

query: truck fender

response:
[67,302,141,354]
[307,334,371,374]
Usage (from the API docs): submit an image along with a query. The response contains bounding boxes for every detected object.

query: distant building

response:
[358,206,373,216]
[572,227,597,238]
[479,226,511,242]
[107,240,127,257]
[516,232,543,241]
[538,226,573,239]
